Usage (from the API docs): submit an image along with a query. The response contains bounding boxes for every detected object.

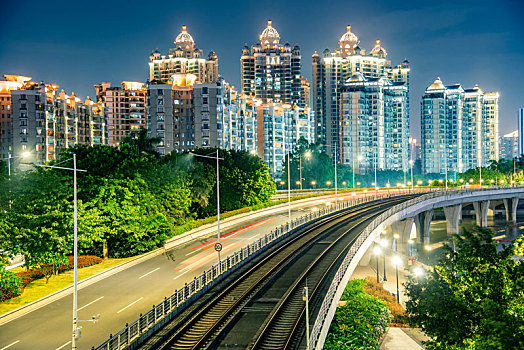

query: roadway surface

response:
[0,192,390,350]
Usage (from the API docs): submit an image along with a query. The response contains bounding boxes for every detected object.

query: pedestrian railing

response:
[96,189,435,350]
[308,185,524,350]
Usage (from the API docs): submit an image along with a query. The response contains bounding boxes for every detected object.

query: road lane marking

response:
[138,267,160,279]
[56,341,71,350]
[117,297,143,314]
[200,218,276,250]
[173,269,190,280]
[247,234,260,240]
[185,250,199,256]
[173,263,189,272]
[0,341,20,350]
[190,218,272,250]
[78,296,104,311]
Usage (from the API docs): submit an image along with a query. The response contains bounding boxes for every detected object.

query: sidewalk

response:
[352,254,429,349]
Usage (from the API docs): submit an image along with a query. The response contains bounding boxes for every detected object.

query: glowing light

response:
[414,267,424,277]
[373,246,382,255]
[311,207,318,212]
[121,81,144,91]
[392,255,402,266]
[393,233,400,239]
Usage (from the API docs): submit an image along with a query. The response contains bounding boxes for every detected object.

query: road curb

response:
[0,193,343,326]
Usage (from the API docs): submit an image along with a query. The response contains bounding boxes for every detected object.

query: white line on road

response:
[56,341,71,350]
[138,267,160,279]
[0,340,20,350]
[185,250,198,256]
[247,234,260,240]
[117,297,143,314]
[77,296,104,311]
[173,269,190,280]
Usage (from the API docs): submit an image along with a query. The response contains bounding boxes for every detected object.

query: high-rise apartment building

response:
[312,26,410,160]
[240,20,301,105]
[147,74,196,155]
[10,83,106,164]
[0,75,34,159]
[300,76,310,107]
[421,78,499,174]
[221,85,257,153]
[149,25,219,84]
[499,130,518,160]
[340,73,409,174]
[258,102,315,175]
[94,81,147,147]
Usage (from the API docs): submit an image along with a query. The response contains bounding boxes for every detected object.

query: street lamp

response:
[392,255,402,303]
[424,244,432,264]
[326,181,332,187]
[373,245,382,283]
[190,150,224,267]
[414,266,424,278]
[353,154,363,189]
[380,238,388,281]
[34,154,87,350]
[409,138,416,191]
[311,180,316,188]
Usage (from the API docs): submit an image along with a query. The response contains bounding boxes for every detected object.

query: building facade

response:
[240,20,301,106]
[258,102,315,175]
[421,78,499,174]
[94,81,147,147]
[499,130,518,160]
[339,74,409,174]
[10,83,106,164]
[0,75,34,159]
[312,26,410,161]
[149,25,218,84]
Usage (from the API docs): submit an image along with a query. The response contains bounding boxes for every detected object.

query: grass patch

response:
[0,257,135,316]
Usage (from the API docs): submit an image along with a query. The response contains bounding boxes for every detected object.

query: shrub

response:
[0,270,22,301]
[363,276,409,326]
[324,279,391,349]
[17,269,45,288]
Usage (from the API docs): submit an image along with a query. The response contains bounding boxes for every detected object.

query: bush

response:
[0,270,22,301]
[324,279,391,349]
[363,276,409,326]
[56,256,103,273]
[17,269,45,288]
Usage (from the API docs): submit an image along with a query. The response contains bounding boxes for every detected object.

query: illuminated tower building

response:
[10,82,106,164]
[149,25,219,84]
[340,74,409,175]
[94,81,147,147]
[499,130,518,160]
[240,20,302,105]
[421,77,499,174]
[0,75,33,159]
[312,26,410,161]
[300,76,310,107]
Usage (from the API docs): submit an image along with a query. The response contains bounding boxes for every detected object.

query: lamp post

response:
[190,150,224,267]
[334,147,338,195]
[34,154,87,350]
[392,255,401,303]
[3,151,30,207]
[300,150,311,190]
[409,138,415,192]
[353,154,363,189]
[380,238,388,281]
[373,245,382,283]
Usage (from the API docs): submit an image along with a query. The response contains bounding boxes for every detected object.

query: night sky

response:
[1,0,523,138]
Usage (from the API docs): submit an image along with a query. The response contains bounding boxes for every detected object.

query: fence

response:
[96,189,432,350]
[308,185,524,349]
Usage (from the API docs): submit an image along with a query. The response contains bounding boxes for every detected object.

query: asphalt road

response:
[0,190,402,350]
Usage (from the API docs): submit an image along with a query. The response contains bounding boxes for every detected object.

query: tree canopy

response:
[404,227,524,349]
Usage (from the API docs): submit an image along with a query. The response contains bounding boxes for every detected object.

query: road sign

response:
[215,243,222,252]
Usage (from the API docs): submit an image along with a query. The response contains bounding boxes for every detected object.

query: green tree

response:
[404,227,524,349]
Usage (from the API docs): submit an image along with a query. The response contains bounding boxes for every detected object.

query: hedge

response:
[363,276,409,326]
[0,255,103,302]
[0,270,22,302]
[324,279,391,349]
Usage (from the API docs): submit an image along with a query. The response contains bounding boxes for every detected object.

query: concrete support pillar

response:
[473,200,490,227]
[359,245,373,266]
[414,210,433,245]
[443,204,462,236]
[391,218,414,243]
[503,197,519,223]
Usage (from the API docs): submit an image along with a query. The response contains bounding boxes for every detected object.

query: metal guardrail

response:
[308,185,524,349]
[95,189,429,350]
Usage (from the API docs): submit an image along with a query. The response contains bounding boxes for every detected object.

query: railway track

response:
[147,196,414,350]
